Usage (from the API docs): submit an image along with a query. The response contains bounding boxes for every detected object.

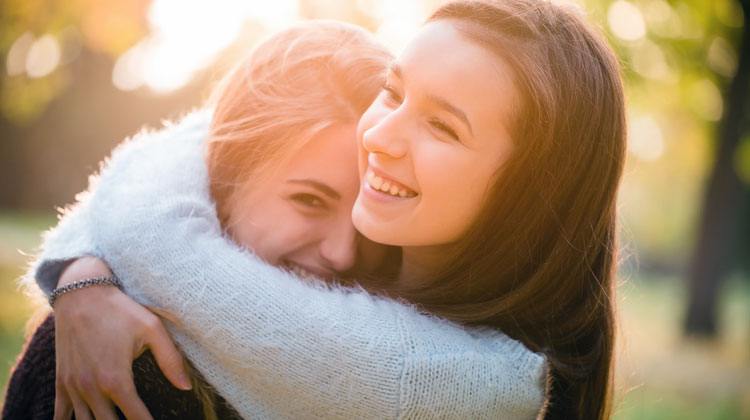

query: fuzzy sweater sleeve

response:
[79,113,547,419]
[23,111,546,418]
[22,110,214,297]
[24,192,102,296]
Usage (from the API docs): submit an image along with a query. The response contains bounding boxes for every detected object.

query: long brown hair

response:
[373,1,626,418]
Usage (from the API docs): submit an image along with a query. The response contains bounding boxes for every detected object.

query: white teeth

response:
[288,264,313,279]
[369,172,384,189]
[366,170,416,198]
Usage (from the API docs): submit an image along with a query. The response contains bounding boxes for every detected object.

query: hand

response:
[52,257,192,420]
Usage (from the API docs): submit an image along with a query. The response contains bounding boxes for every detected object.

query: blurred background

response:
[1,0,749,418]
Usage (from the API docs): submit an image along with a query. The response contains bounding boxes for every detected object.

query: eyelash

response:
[429,119,459,141]
[290,193,326,210]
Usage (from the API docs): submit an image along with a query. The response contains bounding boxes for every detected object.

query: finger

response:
[68,391,93,420]
[109,377,154,420]
[144,319,191,390]
[81,392,118,420]
[53,385,73,420]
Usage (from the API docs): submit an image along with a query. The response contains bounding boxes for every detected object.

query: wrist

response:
[50,275,122,307]
[59,257,112,287]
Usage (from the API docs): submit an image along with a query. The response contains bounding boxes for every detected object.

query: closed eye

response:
[382,84,403,105]
[429,118,459,142]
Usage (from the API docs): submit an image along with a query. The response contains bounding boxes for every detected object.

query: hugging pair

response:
[5,0,625,419]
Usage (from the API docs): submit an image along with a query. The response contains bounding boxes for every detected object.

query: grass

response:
[613,274,750,419]
[0,211,749,417]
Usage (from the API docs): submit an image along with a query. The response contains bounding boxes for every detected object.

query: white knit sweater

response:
[26,110,548,419]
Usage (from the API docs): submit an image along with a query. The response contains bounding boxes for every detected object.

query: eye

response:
[429,118,460,142]
[290,193,326,210]
[381,84,403,106]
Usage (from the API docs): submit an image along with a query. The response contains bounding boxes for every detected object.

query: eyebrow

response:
[286,179,340,200]
[389,63,474,137]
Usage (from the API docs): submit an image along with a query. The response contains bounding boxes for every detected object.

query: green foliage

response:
[576,0,747,267]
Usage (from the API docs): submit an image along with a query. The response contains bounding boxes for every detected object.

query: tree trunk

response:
[684,0,750,337]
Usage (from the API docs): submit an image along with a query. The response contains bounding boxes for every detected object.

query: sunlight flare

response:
[112,0,299,93]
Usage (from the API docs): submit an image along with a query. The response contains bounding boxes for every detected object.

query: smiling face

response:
[226,123,366,278]
[352,20,518,248]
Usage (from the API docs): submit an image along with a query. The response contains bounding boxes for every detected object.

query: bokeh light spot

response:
[112,42,147,91]
[631,40,672,81]
[608,0,647,42]
[688,78,723,122]
[707,36,738,78]
[6,32,35,76]
[25,35,61,78]
[629,115,665,162]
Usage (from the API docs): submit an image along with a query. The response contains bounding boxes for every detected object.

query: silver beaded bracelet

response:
[49,275,123,307]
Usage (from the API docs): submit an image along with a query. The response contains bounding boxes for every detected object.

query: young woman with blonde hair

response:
[6,19,398,419]
[7,0,625,419]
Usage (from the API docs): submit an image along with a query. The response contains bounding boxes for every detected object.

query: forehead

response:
[279,124,360,186]
[395,20,516,138]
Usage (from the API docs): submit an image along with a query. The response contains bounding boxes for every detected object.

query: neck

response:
[398,244,453,289]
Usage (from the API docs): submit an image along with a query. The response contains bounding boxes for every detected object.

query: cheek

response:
[413,148,497,241]
[226,197,301,265]
[227,209,269,258]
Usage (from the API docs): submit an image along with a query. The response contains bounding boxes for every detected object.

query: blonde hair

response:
[195,20,391,417]
[206,20,392,227]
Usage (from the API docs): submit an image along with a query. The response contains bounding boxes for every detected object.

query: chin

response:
[352,203,402,247]
[352,208,438,248]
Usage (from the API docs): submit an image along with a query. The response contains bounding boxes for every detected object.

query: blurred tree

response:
[684,0,750,337]
[0,0,150,208]
[0,0,149,124]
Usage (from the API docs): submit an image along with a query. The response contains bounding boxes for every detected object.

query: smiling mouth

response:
[365,171,418,198]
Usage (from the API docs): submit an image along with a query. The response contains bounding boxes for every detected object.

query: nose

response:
[361,108,409,159]
[318,219,358,273]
